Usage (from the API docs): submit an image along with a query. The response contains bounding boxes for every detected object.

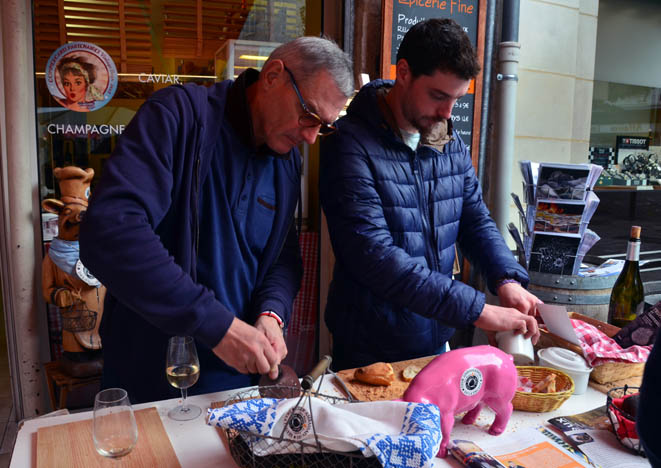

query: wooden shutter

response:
[33,0,153,73]
[162,0,254,59]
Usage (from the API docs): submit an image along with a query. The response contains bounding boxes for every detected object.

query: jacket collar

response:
[225,68,289,159]
[352,80,453,152]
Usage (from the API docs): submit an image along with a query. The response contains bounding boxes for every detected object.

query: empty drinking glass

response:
[93,388,138,458]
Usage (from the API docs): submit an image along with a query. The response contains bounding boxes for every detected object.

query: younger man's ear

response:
[395,58,411,84]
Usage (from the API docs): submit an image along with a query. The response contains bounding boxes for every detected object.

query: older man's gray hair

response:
[266,36,354,98]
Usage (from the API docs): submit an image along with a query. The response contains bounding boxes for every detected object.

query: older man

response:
[81,37,353,403]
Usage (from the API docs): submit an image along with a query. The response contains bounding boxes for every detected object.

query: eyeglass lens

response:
[284,65,337,135]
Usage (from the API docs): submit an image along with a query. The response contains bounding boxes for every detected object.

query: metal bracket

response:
[496,73,518,82]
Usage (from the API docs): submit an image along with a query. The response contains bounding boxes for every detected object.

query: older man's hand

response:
[212,317,278,377]
[255,314,288,380]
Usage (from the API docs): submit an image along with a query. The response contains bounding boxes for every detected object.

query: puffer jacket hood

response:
[345,79,394,133]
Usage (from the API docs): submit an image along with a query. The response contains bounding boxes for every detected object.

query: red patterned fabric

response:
[608,394,640,450]
[572,319,651,367]
[284,232,319,375]
[46,303,64,360]
[44,243,64,360]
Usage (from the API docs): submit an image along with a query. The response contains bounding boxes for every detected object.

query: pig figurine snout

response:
[403,345,517,458]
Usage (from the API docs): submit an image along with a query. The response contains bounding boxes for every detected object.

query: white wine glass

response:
[93,388,138,458]
[166,335,202,420]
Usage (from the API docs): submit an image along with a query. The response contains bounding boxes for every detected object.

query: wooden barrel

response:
[527,271,618,323]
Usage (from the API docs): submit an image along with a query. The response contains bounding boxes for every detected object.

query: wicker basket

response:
[537,312,645,384]
[513,366,574,413]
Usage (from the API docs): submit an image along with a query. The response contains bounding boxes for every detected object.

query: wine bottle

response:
[608,226,644,328]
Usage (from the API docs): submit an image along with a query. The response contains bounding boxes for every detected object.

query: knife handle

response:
[301,355,332,391]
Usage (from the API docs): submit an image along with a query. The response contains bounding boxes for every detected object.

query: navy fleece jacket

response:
[80,75,302,402]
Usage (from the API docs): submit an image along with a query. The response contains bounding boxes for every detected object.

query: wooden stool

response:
[43,361,101,410]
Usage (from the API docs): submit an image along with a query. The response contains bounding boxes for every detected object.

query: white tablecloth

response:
[10,379,610,468]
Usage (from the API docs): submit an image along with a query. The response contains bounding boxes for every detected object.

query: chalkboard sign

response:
[381,0,483,158]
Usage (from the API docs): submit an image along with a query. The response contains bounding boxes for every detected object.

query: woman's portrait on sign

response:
[46,42,118,112]
[55,55,106,112]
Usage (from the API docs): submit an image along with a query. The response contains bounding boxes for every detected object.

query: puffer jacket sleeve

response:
[454,139,530,294]
[320,127,485,329]
[79,88,234,350]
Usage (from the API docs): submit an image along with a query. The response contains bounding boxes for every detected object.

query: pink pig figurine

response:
[403,345,517,458]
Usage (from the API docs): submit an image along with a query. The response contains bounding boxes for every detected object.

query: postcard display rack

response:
[512,162,604,276]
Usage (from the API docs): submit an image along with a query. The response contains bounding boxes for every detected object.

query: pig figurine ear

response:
[42,198,65,214]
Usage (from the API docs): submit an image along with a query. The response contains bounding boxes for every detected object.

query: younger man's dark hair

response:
[396,18,481,80]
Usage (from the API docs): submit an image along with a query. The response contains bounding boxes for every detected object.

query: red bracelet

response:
[259,311,284,329]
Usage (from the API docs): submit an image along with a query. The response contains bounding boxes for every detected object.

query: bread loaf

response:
[402,365,421,382]
[532,373,557,393]
[354,362,395,386]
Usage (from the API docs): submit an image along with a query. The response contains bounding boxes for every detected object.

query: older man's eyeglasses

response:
[283,66,337,136]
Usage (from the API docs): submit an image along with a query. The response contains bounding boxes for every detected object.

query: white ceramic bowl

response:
[537,347,593,395]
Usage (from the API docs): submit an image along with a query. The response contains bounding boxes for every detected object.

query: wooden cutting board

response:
[589,374,643,394]
[335,355,436,402]
[36,407,181,468]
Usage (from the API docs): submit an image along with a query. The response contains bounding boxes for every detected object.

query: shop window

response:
[32,0,310,360]
[33,0,307,198]
[591,80,660,149]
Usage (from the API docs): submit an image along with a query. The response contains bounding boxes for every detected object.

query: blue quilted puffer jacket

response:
[320,80,529,369]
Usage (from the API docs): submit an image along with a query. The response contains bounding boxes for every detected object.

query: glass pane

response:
[32,0,307,359]
[590,80,660,149]
[33,0,307,199]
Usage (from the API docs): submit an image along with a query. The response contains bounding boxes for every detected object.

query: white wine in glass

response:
[166,335,202,420]
[93,388,138,458]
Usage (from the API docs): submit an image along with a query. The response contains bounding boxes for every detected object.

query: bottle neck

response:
[626,239,641,262]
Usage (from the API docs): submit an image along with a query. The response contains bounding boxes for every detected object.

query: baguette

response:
[354,362,395,386]
[402,365,421,382]
[532,373,557,393]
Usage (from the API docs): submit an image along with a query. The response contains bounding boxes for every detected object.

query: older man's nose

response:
[301,126,319,145]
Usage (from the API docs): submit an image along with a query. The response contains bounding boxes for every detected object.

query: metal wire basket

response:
[220,358,381,468]
[60,301,97,332]
[606,385,646,457]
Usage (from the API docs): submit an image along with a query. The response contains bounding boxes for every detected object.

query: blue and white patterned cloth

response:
[207,398,441,468]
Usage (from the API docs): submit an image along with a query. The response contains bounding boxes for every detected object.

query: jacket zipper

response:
[412,153,439,272]
[193,156,201,259]
[412,152,440,349]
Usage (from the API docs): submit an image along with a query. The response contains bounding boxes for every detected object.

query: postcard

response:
[534,199,585,234]
[519,160,540,204]
[476,426,595,468]
[537,304,581,346]
[536,163,591,200]
[507,222,525,253]
[449,440,507,468]
[528,232,581,276]
[533,192,600,236]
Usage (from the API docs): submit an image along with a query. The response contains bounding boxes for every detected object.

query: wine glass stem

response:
[180,387,189,412]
